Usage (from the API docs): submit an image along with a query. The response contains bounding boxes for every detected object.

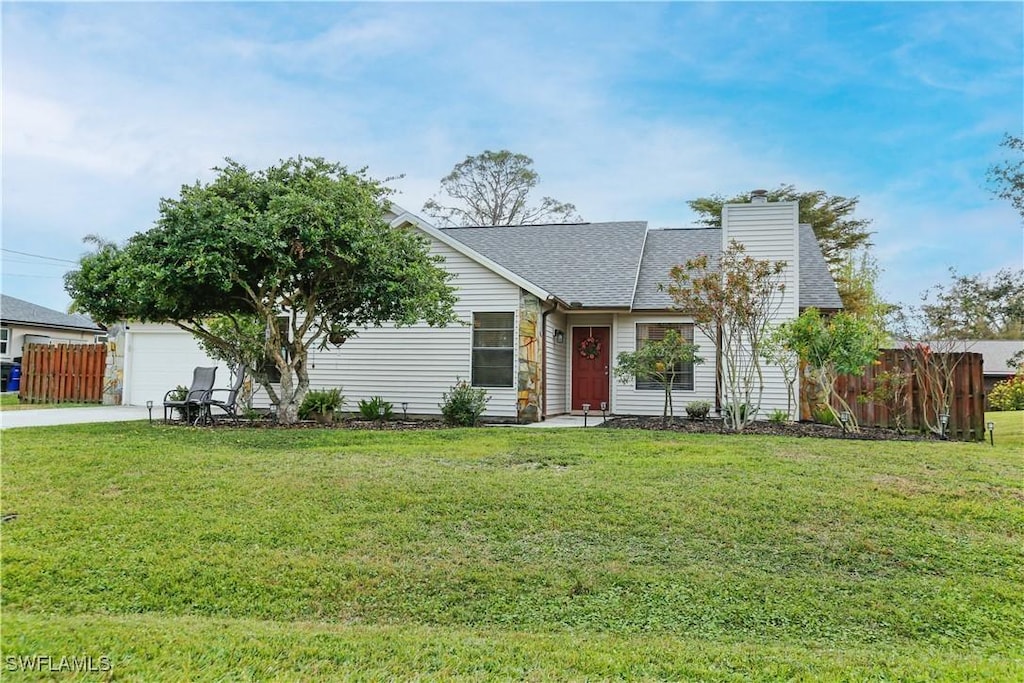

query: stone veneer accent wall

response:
[102,323,126,405]
[517,291,542,422]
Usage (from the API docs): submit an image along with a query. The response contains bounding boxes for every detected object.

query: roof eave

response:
[1,318,104,332]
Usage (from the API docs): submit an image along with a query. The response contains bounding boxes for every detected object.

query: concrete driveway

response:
[0,405,151,430]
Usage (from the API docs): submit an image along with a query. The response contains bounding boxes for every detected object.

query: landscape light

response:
[582,403,590,428]
[146,400,153,425]
[402,402,408,419]
[939,412,949,439]
[600,401,608,422]
[987,420,995,447]
[839,410,850,435]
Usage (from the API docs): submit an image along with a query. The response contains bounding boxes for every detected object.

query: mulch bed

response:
[601,416,937,441]
[189,414,936,441]
[198,417,448,431]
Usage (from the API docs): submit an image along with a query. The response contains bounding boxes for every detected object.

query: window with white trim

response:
[635,323,695,391]
[472,312,515,387]
[0,327,9,356]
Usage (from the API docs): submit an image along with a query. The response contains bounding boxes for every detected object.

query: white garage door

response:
[125,328,228,406]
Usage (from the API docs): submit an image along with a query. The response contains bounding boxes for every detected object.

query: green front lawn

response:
[986,409,1024,446]
[0,393,100,411]
[2,423,1021,680]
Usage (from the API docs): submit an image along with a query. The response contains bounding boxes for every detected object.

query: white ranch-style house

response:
[115,196,842,420]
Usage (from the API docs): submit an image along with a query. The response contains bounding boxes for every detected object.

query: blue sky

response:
[3,1,1021,313]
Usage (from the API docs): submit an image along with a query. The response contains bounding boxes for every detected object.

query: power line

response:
[1,273,66,279]
[0,248,78,265]
[2,257,72,267]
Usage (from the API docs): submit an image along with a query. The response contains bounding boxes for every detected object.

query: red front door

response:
[571,326,610,411]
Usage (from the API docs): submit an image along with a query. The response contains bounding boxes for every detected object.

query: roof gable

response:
[441,222,648,308]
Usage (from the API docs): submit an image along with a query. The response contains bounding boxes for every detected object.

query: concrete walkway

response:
[0,405,151,430]
[502,415,608,429]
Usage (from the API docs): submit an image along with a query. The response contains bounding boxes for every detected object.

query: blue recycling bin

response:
[8,364,21,393]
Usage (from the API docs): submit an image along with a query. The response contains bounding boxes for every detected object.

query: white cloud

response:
[2,2,1020,313]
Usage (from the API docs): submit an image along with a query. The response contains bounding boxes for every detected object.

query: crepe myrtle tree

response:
[665,240,787,431]
[613,329,703,422]
[778,308,882,432]
[66,157,459,423]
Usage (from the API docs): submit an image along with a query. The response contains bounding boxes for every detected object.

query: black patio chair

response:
[163,366,217,424]
[201,366,246,425]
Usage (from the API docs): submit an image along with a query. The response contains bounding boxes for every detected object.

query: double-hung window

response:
[0,328,9,356]
[635,323,695,391]
[472,312,515,387]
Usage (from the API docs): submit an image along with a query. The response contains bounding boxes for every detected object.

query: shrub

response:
[242,406,264,421]
[298,388,344,420]
[685,400,711,420]
[168,385,189,402]
[812,405,835,426]
[989,374,1024,411]
[768,409,789,423]
[722,402,751,423]
[440,380,491,426]
[166,385,190,420]
[358,396,394,421]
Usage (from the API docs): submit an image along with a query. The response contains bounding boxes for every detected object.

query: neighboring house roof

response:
[882,339,1023,376]
[0,294,103,333]
[442,222,843,311]
[970,340,1023,375]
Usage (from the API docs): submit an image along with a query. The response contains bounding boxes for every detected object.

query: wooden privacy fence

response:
[18,343,107,404]
[801,349,985,441]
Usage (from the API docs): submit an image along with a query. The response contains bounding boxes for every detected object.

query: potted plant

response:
[298,388,344,424]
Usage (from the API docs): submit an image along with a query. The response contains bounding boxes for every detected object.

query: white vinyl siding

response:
[721,201,800,418]
[612,314,715,416]
[545,310,567,416]
[300,235,522,418]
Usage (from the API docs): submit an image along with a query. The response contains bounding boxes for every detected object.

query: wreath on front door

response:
[578,336,602,360]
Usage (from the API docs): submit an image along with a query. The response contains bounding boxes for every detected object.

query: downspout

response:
[540,297,559,421]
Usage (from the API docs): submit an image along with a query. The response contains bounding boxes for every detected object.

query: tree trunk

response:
[273,343,310,425]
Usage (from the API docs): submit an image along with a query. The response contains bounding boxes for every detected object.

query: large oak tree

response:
[989,133,1024,221]
[423,150,580,226]
[66,157,458,422]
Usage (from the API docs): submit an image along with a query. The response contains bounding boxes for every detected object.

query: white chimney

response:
[750,189,769,203]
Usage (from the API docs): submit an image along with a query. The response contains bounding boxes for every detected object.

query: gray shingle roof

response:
[0,294,102,332]
[441,222,648,308]
[629,225,841,310]
[630,228,721,310]
[441,221,842,311]
[797,224,843,309]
